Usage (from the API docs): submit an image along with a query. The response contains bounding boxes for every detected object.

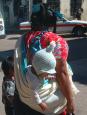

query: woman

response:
[14,3,77,115]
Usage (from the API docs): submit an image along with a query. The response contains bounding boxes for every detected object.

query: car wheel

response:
[73,27,84,37]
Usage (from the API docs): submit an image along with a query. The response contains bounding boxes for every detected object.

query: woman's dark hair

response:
[31,3,56,31]
[1,56,14,76]
[31,3,48,30]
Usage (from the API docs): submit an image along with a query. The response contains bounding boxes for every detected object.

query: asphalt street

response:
[0,34,87,115]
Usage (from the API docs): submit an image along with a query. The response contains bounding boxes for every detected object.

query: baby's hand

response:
[47,75,56,80]
[39,102,48,111]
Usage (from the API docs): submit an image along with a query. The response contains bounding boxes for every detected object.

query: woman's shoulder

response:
[43,32,65,42]
[40,31,66,48]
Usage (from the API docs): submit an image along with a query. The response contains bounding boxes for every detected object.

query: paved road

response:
[0,34,87,115]
[68,38,87,115]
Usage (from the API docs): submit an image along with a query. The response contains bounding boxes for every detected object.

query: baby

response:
[26,43,79,114]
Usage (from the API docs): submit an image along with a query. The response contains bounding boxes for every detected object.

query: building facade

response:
[2,0,87,30]
[2,0,29,29]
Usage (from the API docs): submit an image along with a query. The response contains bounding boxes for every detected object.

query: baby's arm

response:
[39,102,48,111]
[5,81,15,104]
[34,91,48,111]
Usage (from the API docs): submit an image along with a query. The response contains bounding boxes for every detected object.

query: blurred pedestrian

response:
[1,56,15,115]
[46,7,57,33]
[75,8,83,20]
[32,0,57,33]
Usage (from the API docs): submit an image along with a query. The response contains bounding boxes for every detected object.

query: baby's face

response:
[39,72,48,79]
[39,72,56,80]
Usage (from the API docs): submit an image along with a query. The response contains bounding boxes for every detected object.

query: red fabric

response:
[26,31,41,47]
[60,109,67,115]
[40,32,69,60]
[26,31,69,61]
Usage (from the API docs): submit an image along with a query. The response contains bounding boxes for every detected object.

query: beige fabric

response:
[14,38,67,114]
[14,38,79,114]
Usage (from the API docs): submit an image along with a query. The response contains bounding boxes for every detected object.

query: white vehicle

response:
[0,11,5,37]
[19,14,87,36]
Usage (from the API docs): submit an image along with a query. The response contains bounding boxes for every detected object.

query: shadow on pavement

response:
[0,50,14,61]
[0,35,6,39]
[8,37,20,40]
[68,38,87,61]
[68,38,87,85]
[61,33,87,38]
[69,60,87,85]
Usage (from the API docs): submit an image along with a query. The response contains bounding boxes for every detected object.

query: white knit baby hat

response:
[32,41,56,75]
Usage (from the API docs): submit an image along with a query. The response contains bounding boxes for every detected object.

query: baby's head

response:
[32,41,56,78]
